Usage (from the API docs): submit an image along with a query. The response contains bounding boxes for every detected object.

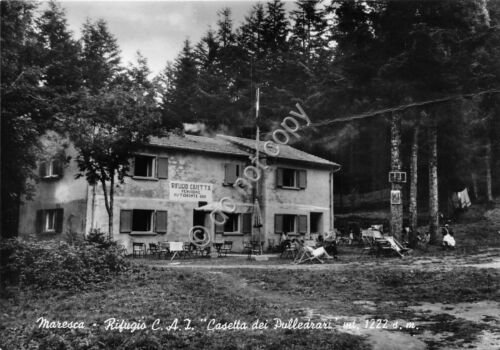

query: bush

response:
[86,228,116,249]
[0,237,129,290]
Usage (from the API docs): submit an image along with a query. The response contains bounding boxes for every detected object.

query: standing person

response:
[401,226,411,246]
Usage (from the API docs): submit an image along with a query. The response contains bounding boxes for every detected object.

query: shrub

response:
[0,237,129,290]
[86,228,116,249]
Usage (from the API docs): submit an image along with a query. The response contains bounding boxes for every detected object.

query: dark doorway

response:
[310,212,323,233]
[193,201,207,226]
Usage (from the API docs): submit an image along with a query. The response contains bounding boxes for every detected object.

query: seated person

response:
[317,234,325,244]
[442,230,456,249]
[304,245,335,260]
[279,233,291,251]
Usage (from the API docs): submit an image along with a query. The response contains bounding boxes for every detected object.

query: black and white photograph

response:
[1,0,500,349]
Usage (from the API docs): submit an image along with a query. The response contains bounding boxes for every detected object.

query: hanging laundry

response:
[457,188,471,208]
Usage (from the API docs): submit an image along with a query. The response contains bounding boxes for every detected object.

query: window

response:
[132,210,154,231]
[223,213,239,233]
[283,169,296,187]
[215,213,252,235]
[276,168,307,189]
[224,163,241,185]
[275,214,307,234]
[36,209,63,233]
[283,215,295,233]
[45,210,56,231]
[39,159,63,179]
[132,155,168,179]
[134,156,155,177]
[120,209,168,234]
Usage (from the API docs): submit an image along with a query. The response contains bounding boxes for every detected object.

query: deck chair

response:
[359,236,377,257]
[294,245,325,264]
[383,236,410,258]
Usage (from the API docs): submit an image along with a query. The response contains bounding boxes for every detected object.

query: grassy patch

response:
[0,267,369,350]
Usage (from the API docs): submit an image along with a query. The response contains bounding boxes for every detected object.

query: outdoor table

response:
[168,242,184,261]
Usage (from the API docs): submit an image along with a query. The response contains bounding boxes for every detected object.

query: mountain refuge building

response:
[18,133,341,252]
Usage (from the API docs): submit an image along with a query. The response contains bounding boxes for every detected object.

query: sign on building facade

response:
[169,181,213,202]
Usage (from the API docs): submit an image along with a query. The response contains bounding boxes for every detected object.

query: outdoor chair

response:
[219,241,233,257]
[381,236,411,258]
[359,237,377,257]
[267,239,278,253]
[293,245,325,264]
[182,242,194,259]
[373,238,395,257]
[148,243,160,258]
[243,240,260,259]
[280,241,298,259]
[132,242,146,258]
[158,241,170,259]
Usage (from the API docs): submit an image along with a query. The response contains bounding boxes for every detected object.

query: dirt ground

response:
[144,248,500,350]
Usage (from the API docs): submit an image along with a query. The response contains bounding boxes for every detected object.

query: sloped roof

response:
[147,133,340,168]
[217,135,340,168]
[148,134,249,157]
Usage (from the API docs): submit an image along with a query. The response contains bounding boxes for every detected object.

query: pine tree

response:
[37,1,81,95]
[161,40,199,129]
[80,19,122,92]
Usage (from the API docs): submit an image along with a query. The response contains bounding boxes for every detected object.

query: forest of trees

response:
[1,0,499,238]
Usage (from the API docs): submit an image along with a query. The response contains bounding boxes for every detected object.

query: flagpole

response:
[255,88,262,254]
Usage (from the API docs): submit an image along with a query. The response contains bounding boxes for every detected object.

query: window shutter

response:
[224,163,238,185]
[242,213,252,233]
[276,168,284,188]
[39,162,47,178]
[55,208,64,233]
[36,210,44,233]
[53,160,63,177]
[155,211,167,233]
[298,215,307,234]
[128,157,135,177]
[120,210,132,233]
[157,157,168,179]
[298,170,307,189]
[215,222,224,234]
[275,214,283,234]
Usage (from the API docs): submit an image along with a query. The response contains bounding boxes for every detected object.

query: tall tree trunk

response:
[108,170,115,240]
[428,118,439,244]
[390,112,403,240]
[485,140,493,202]
[409,124,420,231]
[471,172,479,200]
[100,168,113,239]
